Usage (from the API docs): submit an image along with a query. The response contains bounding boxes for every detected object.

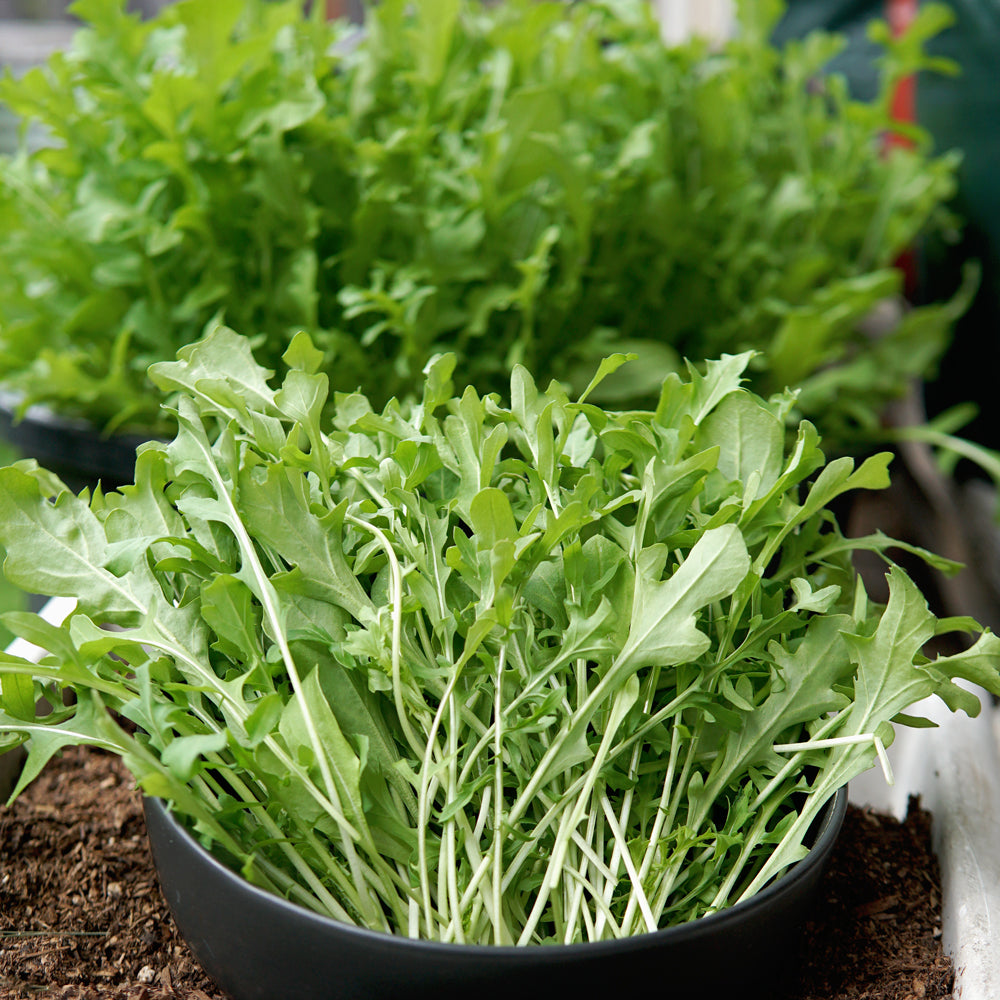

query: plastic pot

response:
[144,788,847,1000]
[0,742,24,800]
[0,393,151,493]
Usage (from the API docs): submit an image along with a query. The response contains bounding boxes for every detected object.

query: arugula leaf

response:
[1,332,995,945]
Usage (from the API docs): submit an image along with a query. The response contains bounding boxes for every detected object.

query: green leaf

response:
[201,574,264,665]
[161,731,230,783]
[413,0,462,87]
[3,694,124,804]
[618,524,750,672]
[279,667,365,827]
[149,324,277,421]
[576,353,639,405]
[686,353,755,426]
[237,467,373,623]
[706,615,853,798]
[283,331,325,375]
[469,487,518,549]
[1,671,35,722]
[243,693,285,748]
[698,391,783,498]
[318,663,417,816]
[0,466,141,616]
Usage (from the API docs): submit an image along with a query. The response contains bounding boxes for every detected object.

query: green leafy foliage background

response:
[0,0,968,444]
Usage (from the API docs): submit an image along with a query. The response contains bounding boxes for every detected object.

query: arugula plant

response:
[0,327,996,943]
[0,0,968,446]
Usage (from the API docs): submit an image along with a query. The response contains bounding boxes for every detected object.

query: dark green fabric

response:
[916,2,1000,452]
[773,0,884,100]
[775,0,1000,451]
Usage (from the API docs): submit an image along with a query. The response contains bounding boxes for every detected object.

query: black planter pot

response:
[0,393,151,493]
[144,788,848,1000]
[0,742,24,800]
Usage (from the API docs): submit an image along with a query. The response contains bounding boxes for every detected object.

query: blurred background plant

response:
[770,0,1000,635]
[0,0,970,448]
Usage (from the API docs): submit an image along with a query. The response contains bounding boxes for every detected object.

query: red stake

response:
[886,0,919,152]
[886,0,919,295]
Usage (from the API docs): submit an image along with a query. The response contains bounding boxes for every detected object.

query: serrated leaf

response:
[0,466,142,617]
[618,524,750,672]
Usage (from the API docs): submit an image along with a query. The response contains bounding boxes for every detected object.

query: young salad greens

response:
[0,328,996,943]
[0,0,968,447]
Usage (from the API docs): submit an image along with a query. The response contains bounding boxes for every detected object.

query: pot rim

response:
[144,784,847,959]
[0,390,153,446]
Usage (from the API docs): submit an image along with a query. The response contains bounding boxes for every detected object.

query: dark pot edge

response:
[0,391,152,445]
[0,391,158,489]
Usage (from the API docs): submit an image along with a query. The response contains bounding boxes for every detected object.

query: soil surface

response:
[781,798,954,1000]
[0,747,953,1000]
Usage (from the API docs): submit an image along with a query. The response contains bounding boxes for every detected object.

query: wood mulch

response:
[0,746,953,1000]
[0,747,218,1000]
[781,798,954,1000]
